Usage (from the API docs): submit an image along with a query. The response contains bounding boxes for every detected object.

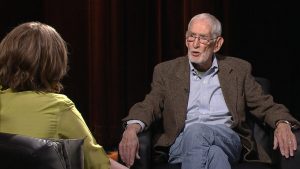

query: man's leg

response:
[206,124,241,164]
[206,145,231,169]
[169,123,241,169]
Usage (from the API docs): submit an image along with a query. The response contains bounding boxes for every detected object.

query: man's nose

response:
[193,38,200,48]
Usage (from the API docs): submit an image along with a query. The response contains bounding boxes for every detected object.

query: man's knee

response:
[184,123,213,142]
[208,145,228,159]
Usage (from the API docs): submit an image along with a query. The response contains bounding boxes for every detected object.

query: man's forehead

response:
[189,20,212,34]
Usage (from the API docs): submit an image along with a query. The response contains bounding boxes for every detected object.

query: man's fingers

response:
[119,128,140,167]
[274,123,298,158]
[292,134,297,151]
[119,136,135,166]
[273,135,278,150]
[289,134,297,156]
[128,143,137,166]
[136,151,141,159]
[119,139,129,165]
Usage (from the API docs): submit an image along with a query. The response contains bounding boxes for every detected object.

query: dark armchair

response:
[0,132,84,169]
[124,77,300,169]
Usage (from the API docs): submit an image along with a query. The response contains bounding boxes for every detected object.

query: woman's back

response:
[0,88,72,138]
[0,87,111,169]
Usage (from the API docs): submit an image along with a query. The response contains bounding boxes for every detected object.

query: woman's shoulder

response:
[46,92,75,108]
[13,91,76,109]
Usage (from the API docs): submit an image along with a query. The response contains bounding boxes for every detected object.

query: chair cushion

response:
[153,163,181,169]
[0,132,84,169]
[232,162,272,169]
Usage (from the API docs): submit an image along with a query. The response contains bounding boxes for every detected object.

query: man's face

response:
[186,19,223,71]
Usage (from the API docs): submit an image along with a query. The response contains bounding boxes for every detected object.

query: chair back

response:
[247,77,273,159]
[0,132,84,169]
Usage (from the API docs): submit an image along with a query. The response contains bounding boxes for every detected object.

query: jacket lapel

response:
[217,57,238,123]
[173,57,190,130]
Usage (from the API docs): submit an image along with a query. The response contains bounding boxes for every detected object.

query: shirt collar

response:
[189,55,219,79]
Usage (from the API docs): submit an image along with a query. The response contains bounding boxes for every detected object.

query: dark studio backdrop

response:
[1,0,299,148]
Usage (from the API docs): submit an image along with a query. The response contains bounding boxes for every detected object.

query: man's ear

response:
[185,38,189,48]
[213,37,224,53]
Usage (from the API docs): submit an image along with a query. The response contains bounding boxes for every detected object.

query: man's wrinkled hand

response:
[119,124,141,167]
[273,122,297,158]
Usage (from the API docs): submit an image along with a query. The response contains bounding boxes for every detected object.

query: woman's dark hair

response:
[0,22,68,93]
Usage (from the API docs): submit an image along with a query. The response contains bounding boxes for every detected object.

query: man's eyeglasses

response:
[186,32,218,45]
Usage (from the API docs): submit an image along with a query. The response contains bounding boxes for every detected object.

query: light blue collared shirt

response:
[185,56,233,129]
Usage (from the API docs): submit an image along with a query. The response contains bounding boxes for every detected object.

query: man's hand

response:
[118,124,141,167]
[273,122,297,158]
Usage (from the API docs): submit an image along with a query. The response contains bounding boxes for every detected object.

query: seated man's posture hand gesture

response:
[119,124,141,167]
[273,121,297,158]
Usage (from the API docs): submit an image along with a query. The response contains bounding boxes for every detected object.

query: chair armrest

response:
[278,130,300,169]
[131,130,152,169]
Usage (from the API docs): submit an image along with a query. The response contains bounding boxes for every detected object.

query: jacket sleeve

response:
[243,63,300,128]
[122,64,166,130]
[58,103,110,169]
